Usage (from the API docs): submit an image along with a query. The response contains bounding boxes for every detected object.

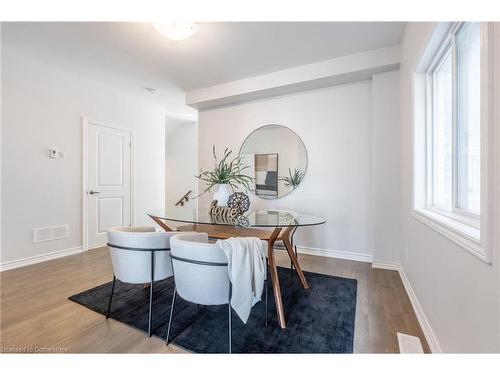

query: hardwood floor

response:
[0,247,430,353]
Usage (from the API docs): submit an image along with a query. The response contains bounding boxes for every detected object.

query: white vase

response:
[213,184,231,207]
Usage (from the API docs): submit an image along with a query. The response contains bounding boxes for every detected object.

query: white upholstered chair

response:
[166,232,268,353]
[106,226,176,337]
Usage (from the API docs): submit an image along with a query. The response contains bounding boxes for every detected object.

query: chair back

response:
[170,233,230,306]
[107,226,174,284]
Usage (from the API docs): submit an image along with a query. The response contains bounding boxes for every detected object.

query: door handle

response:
[88,190,100,195]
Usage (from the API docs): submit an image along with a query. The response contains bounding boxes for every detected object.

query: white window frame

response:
[412,22,495,263]
[425,23,480,226]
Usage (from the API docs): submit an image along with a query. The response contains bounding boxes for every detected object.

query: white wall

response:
[0,24,3,260]
[165,117,198,216]
[399,22,500,352]
[1,47,174,266]
[371,71,401,263]
[198,82,375,258]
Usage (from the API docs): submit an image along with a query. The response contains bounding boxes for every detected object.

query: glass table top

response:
[149,208,326,228]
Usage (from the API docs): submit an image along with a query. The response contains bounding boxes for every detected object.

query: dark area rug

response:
[69,267,357,353]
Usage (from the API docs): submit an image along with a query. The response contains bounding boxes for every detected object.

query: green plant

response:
[196,146,254,196]
[279,168,305,189]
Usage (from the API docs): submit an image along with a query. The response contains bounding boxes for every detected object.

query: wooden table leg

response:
[267,227,286,329]
[282,227,309,289]
[148,215,173,231]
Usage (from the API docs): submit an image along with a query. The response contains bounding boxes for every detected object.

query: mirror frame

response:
[238,124,308,200]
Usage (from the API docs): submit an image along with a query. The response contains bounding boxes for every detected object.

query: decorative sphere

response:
[227,192,250,214]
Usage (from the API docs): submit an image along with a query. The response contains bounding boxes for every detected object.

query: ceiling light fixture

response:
[152,22,197,41]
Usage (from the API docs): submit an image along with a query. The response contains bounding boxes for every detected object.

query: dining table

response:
[148,209,326,329]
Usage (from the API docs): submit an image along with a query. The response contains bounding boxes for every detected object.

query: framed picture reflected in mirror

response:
[255,153,278,197]
[240,125,307,199]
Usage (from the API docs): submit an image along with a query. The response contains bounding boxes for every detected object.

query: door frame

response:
[82,117,135,251]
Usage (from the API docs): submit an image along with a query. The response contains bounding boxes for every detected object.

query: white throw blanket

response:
[216,237,267,324]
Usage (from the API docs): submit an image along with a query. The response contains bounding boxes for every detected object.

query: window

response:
[413,22,494,262]
[456,23,481,213]
[429,47,453,210]
[425,22,481,224]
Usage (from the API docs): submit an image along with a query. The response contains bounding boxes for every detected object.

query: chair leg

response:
[228,282,232,354]
[166,288,177,345]
[106,275,116,319]
[228,303,232,354]
[265,277,269,327]
[148,251,155,337]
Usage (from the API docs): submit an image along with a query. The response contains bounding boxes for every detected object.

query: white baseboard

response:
[372,260,400,270]
[296,246,373,263]
[0,246,85,272]
[397,265,442,353]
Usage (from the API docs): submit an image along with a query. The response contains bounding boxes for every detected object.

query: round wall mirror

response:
[239,125,307,199]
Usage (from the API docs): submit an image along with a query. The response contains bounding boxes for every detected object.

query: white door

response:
[86,121,132,249]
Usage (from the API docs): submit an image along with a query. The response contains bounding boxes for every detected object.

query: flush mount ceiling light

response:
[152,22,197,41]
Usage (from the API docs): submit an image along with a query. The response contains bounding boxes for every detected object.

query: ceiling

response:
[2,21,405,95]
